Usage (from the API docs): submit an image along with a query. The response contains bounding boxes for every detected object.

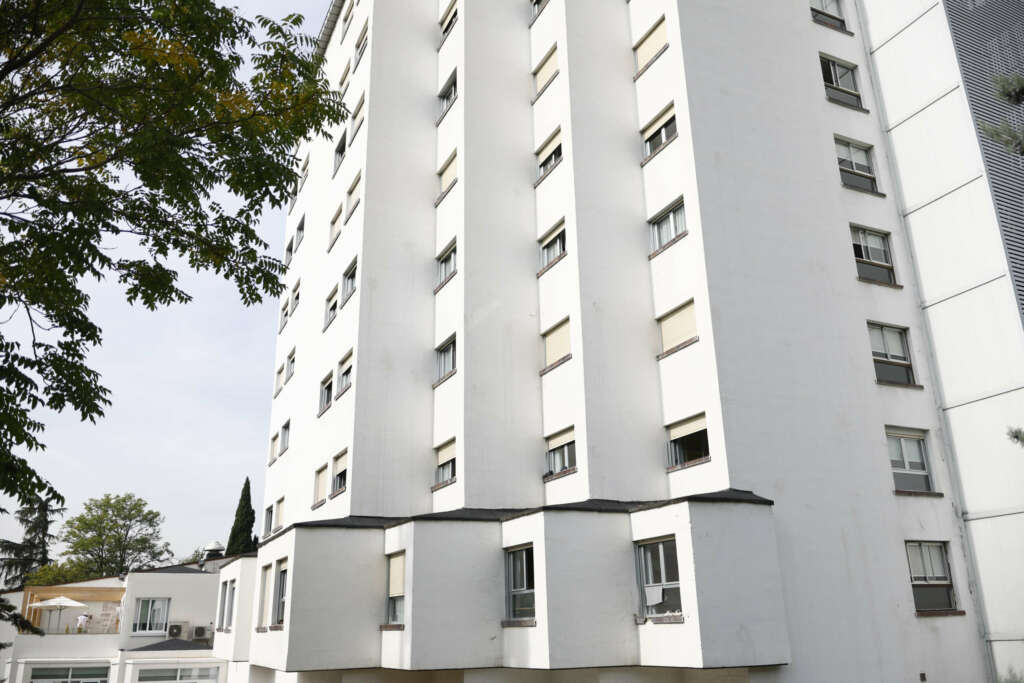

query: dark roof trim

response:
[212,552,258,571]
[129,638,211,652]
[316,0,345,59]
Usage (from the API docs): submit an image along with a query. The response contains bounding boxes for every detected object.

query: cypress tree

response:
[225,478,257,555]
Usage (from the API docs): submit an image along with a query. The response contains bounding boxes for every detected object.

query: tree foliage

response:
[982,74,1024,155]
[225,476,257,555]
[0,596,41,650]
[0,0,345,507]
[60,493,173,575]
[23,559,92,586]
[0,494,66,588]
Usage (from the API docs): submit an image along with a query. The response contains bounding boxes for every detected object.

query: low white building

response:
[1,559,229,683]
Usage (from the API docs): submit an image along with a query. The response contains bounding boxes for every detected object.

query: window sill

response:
[344,198,361,225]
[327,230,341,253]
[272,525,282,534]
[437,16,457,50]
[334,383,352,400]
[131,631,168,637]
[311,499,326,511]
[431,477,457,492]
[543,466,577,483]
[317,402,333,418]
[339,289,355,312]
[534,157,563,189]
[434,178,458,207]
[380,623,405,631]
[648,230,688,260]
[278,320,288,334]
[537,251,566,278]
[255,627,268,633]
[267,456,277,468]
[894,490,943,498]
[434,269,457,294]
[531,71,559,105]
[633,44,669,82]
[875,380,924,390]
[433,368,457,389]
[636,614,684,625]
[540,353,572,376]
[640,133,678,168]
[349,118,364,144]
[222,628,231,634]
[329,486,347,500]
[273,386,282,399]
[268,624,284,631]
[812,13,854,36]
[323,315,337,333]
[857,276,902,289]
[501,618,536,628]
[826,94,869,114]
[842,183,886,198]
[657,335,699,361]
[528,0,550,27]
[666,456,710,473]
[436,96,457,127]
[916,609,965,618]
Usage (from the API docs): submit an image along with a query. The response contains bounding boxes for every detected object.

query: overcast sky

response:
[0,0,332,560]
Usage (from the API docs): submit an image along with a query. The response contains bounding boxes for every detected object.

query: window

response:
[437,243,456,285]
[634,18,667,73]
[324,286,339,328]
[332,451,348,493]
[354,24,368,67]
[534,47,557,95]
[505,546,535,619]
[545,427,575,475]
[340,0,354,37]
[435,440,456,485]
[259,564,273,627]
[346,172,362,212]
[273,559,288,625]
[821,56,862,108]
[274,365,285,394]
[436,337,456,380]
[279,420,290,454]
[650,203,686,252]
[133,598,170,634]
[338,60,352,100]
[810,0,847,31]
[284,238,294,266]
[319,373,334,413]
[290,281,300,313]
[439,75,457,116]
[869,323,915,385]
[636,538,682,617]
[438,154,457,196]
[835,138,878,192]
[642,106,677,160]
[334,133,347,174]
[296,217,304,247]
[286,348,296,380]
[659,301,697,354]
[329,202,344,247]
[263,506,273,536]
[31,666,110,683]
[440,3,457,41]
[539,226,565,268]
[386,553,405,624]
[298,156,309,193]
[537,131,562,178]
[531,0,544,19]
[314,465,329,504]
[279,301,289,331]
[218,581,228,628]
[342,260,357,300]
[337,353,353,395]
[137,669,216,682]
[269,433,279,462]
[543,319,570,367]
[273,497,284,529]
[905,541,956,611]
[225,579,236,628]
[852,227,895,285]
[350,95,365,135]
[888,429,932,492]
[667,413,709,468]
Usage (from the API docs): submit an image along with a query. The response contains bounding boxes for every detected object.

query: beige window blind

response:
[436,440,456,466]
[547,427,575,450]
[534,48,558,94]
[347,174,361,205]
[659,301,696,352]
[439,154,457,192]
[537,130,561,164]
[634,19,667,72]
[544,319,570,365]
[260,565,274,626]
[668,413,706,441]
[643,105,675,140]
[273,498,284,528]
[388,554,405,598]
[314,467,328,502]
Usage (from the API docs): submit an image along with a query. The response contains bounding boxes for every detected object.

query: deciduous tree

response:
[60,493,173,576]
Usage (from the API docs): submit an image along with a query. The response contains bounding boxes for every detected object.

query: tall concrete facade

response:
[215,1,1024,682]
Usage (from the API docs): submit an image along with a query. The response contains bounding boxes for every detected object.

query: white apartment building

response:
[223,0,1024,681]
[1,556,228,683]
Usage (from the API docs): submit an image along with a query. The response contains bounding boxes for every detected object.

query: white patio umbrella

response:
[28,596,87,633]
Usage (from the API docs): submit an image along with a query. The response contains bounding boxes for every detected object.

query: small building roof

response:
[129,638,211,652]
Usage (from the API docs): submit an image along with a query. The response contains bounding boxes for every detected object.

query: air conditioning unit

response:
[168,622,189,639]
[192,625,209,640]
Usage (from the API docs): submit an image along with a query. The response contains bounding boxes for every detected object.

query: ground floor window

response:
[31,667,109,683]
[138,668,218,683]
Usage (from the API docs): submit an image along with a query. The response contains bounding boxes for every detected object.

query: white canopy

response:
[28,596,87,609]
